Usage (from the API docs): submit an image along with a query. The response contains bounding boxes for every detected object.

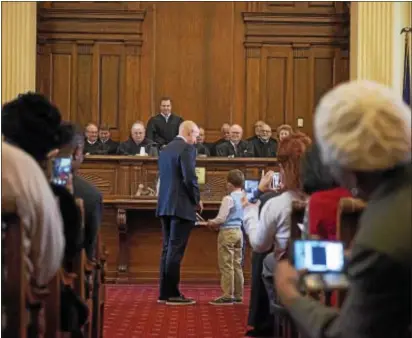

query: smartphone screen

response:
[51,157,72,186]
[244,179,259,201]
[293,240,345,273]
[272,172,280,187]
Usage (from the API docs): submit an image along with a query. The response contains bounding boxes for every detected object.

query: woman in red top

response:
[300,142,352,240]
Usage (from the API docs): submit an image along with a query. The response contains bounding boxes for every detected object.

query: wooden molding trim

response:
[37,7,146,44]
[243,11,349,46]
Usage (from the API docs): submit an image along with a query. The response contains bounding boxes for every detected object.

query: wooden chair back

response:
[336,197,366,307]
[2,198,27,338]
[337,198,366,249]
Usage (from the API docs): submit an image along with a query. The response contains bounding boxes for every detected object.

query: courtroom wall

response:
[36,1,349,141]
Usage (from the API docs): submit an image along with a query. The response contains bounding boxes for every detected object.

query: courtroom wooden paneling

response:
[36,1,349,141]
[36,2,145,141]
[78,156,279,283]
[243,1,349,136]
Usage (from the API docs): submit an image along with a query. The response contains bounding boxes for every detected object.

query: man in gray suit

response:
[274,81,412,338]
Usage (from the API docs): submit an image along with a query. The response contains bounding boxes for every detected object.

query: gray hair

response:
[314,80,411,172]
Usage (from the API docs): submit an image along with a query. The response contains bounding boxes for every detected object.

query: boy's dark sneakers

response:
[209,296,234,305]
[166,295,196,305]
[232,298,243,304]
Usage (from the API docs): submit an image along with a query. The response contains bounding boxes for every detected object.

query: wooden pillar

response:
[1,2,37,104]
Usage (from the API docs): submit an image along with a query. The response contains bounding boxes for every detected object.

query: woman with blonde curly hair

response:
[242,132,311,337]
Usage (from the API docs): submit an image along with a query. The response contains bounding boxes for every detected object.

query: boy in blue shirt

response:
[206,169,245,305]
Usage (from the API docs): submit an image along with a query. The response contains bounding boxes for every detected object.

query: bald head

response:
[179,121,200,145]
[221,123,231,140]
[131,121,146,143]
[315,80,411,172]
[254,120,266,136]
[230,124,243,144]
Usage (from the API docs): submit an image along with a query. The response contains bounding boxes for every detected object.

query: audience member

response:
[275,80,411,338]
[216,124,254,157]
[242,132,311,337]
[84,123,101,154]
[206,169,245,305]
[97,124,118,155]
[1,141,64,287]
[117,121,158,156]
[146,97,184,147]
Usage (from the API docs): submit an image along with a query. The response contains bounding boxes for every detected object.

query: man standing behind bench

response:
[146,97,184,148]
[157,121,203,305]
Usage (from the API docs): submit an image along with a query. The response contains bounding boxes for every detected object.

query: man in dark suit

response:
[274,81,412,338]
[146,97,184,148]
[157,120,203,305]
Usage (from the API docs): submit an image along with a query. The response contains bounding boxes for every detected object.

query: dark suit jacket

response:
[116,137,158,156]
[216,140,254,157]
[285,165,412,338]
[156,137,200,222]
[146,113,184,146]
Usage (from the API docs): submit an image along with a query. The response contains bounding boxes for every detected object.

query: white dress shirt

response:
[243,190,297,252]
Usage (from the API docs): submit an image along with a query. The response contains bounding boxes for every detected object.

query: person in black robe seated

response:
[210,123,231,155]
[83,122,101,154]
[249,123,278,157]
[247,120,265,142]
[146,97,184,148]
[195,127,211,156]
[117,121,159,156]
[216,124,254,157]
[96,124,119,154]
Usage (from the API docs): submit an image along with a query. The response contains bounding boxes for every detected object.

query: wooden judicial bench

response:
[78,156,279,284]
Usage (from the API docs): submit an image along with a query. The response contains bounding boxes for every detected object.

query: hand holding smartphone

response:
[49,157,72,187]
[292,240,349,291]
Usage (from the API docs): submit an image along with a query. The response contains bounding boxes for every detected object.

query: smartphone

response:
[272,172,280,188]
[292,240,349,291]
[244,179,259,202]
[50,157,72,186]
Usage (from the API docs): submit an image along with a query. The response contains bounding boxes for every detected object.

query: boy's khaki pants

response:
[218,227,244,299]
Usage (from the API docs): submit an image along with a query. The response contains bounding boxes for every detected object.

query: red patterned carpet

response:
[103,284,251,338]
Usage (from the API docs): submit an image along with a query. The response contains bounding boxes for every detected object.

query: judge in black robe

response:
[247,120,265,142]
[96,139,119,155]
[97,125,119,154]
[146,98,183,147]
[210,123,231,155]
[216,140,254,157]
[117,122,159,156]
[249,123,277,157]
[84,139,102,155]
[117,137,158,156]
[195,143,210,156]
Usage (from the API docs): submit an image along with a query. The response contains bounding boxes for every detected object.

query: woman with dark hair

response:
[242,132,311,337]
